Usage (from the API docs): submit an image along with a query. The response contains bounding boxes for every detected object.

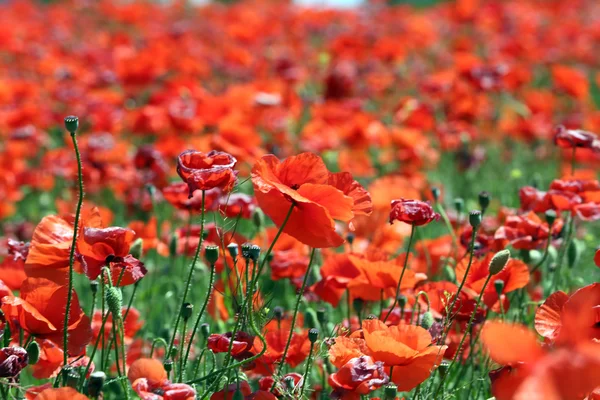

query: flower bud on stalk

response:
[129,238,144,260]
[204,245,219,265]
[478,191,490,213]
[489,249,511,275]
[384,384,398,400]
[88,371,106,398]
[181,303,193,322]
[26,341,39,365]
[469,210,482,228]
[308,328,319,343]
[106,287,123,321]
[64,116,79,133]
[420,311,434,330]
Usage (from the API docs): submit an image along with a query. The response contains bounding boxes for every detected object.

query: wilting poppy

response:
[128,358,196,400]
[389,199,440,226]
[0,346,28,378]
[251,152,372,248]
[176,150,237,197]
[554,125,598,149]
[1,277,92,355]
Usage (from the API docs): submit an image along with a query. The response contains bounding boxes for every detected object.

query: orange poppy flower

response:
[551,65,589,100]
[33,387,89,400]
[312,253,361,307]
[176,150,237,197]
[251,152,372,248]
[0,238,28,290]
[1,277,91,355]
[128,358,196,400]
[30,339,93,379]
[482,320,600,400]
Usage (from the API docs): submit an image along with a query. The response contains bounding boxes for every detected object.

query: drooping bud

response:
[129,238,144,260]
[420,311,434,330]
[26,341,40,365]
[489,249,510,275]
[64,115,79,133]
[105,287,123,320]
[469,210,482,228]
[88,371,106,398]
[181,303,193,322]
[478,191,490,213]
[308,328,319,343]
[204,245,219,265]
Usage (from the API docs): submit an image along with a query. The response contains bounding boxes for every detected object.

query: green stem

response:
[64,128,84,365]
[299,341,316,398]
[272,248,317,389]
[254,204,295,279]
[166,190,206,361]
[181,262,216,380]
[79,308,111,390]
[383,225,416,322]
[178,318,188,382]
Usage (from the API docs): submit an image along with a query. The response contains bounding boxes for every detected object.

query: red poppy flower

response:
[207,331,254,357]
[312,253,361,307]
[77,225,146,286]
[176,150,237,197]
[162,183,221,212]
[30,339,93,380]
[251,327,311,375]
[1,277,92,355]
[0,346,28,378]
[0,238,28,290]
[33,387,89,400]
[251,153,372,248]
[554,125,597,149]
[258,373,303,396]
[329,355,388,399]
[595,249,600,268]
[494,212,562,250]
[128,358,196,400]
[389,199,440,226]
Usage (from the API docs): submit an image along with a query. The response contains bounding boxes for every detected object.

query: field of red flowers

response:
[1,0,600,399]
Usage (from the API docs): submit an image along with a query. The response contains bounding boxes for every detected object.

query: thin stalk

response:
[254,204,295,279]
[178,318,188,382]
[64,127,85,365]
[166,190,206,361]
[299,341,316,398]
[383,225,416,322]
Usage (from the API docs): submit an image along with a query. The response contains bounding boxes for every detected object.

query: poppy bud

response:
[252,209,265,230]
[169,234,178,258]
[26,341,39,365]
[304,309,318,329]
[88,371,106,398]
[181,303,193,322]
[454,198,464,214]
[106,287,123,320]
[284,375,296,391]
[431,187,440,202]
[248,245,261,262]
[164,359,173,375]
[129,238,144,260]
[384,384,398,400]
[64,115,79,133]
[443,264,456,282]
[353,298,364,315]
[420,311,434,330]
[316,308,327,325]
[398,295,407,309]
[227,242,239,259]
[308,328,319,343]
[273,306,284,321]
[478,191,490,213]
[469,210,482,228]
[200,323,210,340]
[90,280,99,295]
[204,245,219,265]
[494,280,505,296]
[232,389,245,400]
[489,249,510,275]
[346,232,355,245]
[567,240,581,269]
[545,209,557,226]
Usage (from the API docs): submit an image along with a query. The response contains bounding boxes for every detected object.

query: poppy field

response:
[1,0,600,399]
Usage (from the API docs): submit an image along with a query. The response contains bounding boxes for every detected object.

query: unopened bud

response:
[273,306,284,321]
[567,240,580,269]
[454,198,464,214]
[200,323,210,339]
[26,341,39,365]
[129,238,144,260]
[106,287,123,320]
[494,279,505,296]
[431,187,441,202]
[420,311,434,330]
[164,359,173,374]
[478,191,490,213]
[398,295,407,309]
[469,210,482,228]
[308,328,319,343]
[90,280,99,295]
[204,245,219,265]
[64,115,79,133]
[169,234,178,257]
[489,249,510,275]
[241,243,252,260]
[545,209,557,226]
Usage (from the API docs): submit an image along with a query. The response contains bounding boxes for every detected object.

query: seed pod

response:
[545,209,557,226]
[494,279,505,296]
[181,303,193,322]
[227,242,239,259]
[248,245,261,262]
[398,295,407,309]
[489,249,511,275]
[64,115,79,133]
[204,245,219,265]
[346,232,355,245]
[308,328,319,343]
[90,280,99,295]
[478,191,490,213]
[164,359,173,374]
[469,210,482,228]
[384,384,398,400]
[200,323,210,340]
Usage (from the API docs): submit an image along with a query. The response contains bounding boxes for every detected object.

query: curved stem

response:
[383,225,416,323]
[166,190,206,361]
[272,248,317,389]
[181,262,216,381]
[64,130,84,365]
